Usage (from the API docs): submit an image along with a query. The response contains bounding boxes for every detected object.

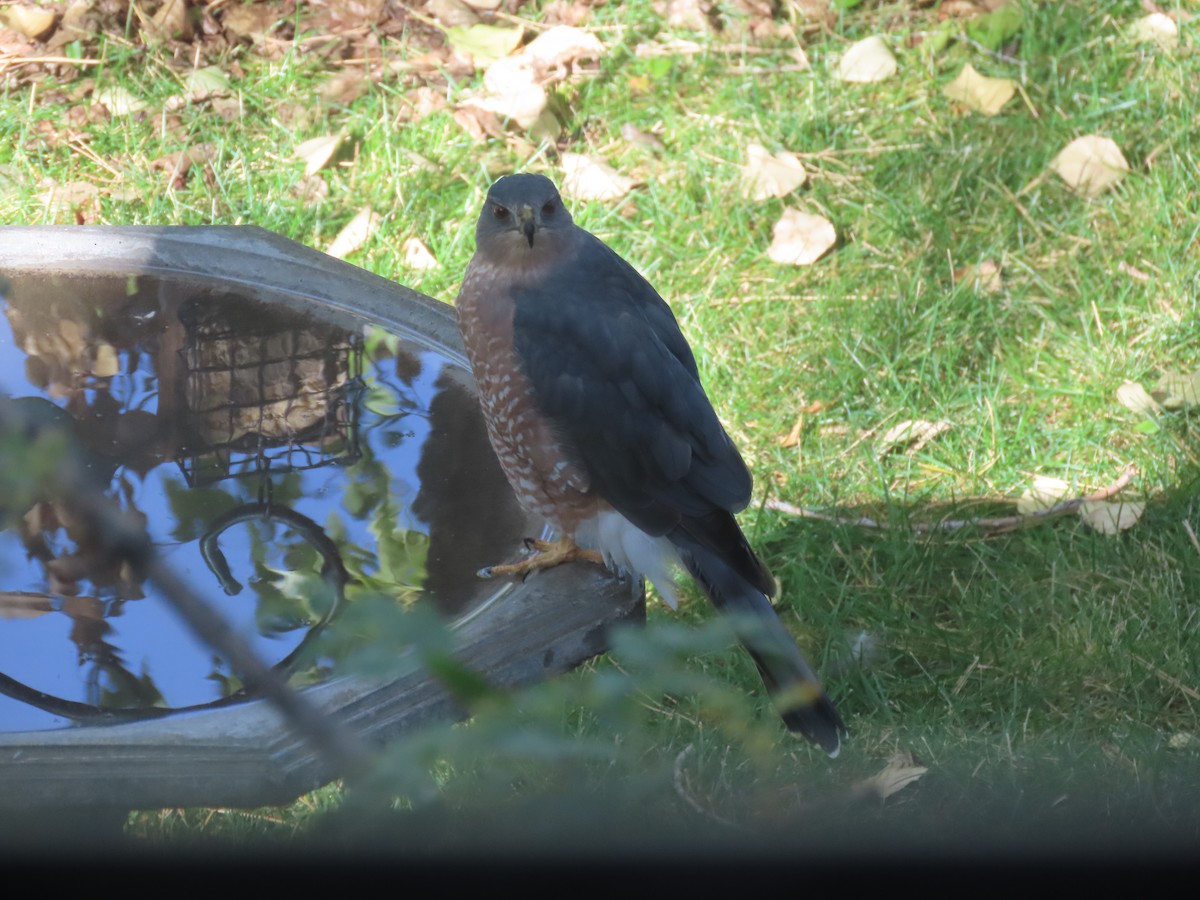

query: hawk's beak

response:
[517,204,536,247]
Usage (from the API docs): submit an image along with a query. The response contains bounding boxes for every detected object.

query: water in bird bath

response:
[0,270,529,733]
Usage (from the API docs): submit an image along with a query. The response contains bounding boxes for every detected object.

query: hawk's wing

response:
[511,228,754,539]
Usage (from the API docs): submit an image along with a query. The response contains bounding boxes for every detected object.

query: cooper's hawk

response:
[456,173,846,755]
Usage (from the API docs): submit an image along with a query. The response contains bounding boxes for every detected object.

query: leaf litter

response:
[767,209,836,266]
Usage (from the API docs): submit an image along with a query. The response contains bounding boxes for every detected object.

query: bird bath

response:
[0,227,643,812]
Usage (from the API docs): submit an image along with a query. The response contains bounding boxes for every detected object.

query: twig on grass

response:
[765,465,1139,536]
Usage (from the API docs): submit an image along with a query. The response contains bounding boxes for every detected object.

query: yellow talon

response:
[478,537,604,579]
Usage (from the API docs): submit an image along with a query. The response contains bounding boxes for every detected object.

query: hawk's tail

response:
[672,529,846,757]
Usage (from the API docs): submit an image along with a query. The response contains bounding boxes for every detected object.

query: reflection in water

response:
[0,273,528,732]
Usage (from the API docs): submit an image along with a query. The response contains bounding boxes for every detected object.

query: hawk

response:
[455,173,846,755]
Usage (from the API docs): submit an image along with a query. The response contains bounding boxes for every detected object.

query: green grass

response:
[2,0,1199,852]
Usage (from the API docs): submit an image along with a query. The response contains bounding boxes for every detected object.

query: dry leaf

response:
[835,36,896,83]
[877,419,952,457]
[1167,733,1197,751]
[1129,12,1178,49]
[520,25,604,78]
[294,134,344,177]
[398,150,438,174]
[1151,370,1200,409]
[1116,379,1162,416]
[162,66,234,113]
[150,143,216,189]
[426,0,480,28]
[858,752,928,801]
[767,209,836,266]
[453,105,505,142]
[1078,499,1145,534]
[3,4,58,40]
[620,123,666,152]
[94,86,148,117]
[458,28,600,135]
[38,181,100,212]
[741,143,807,201]
[150,0,192,41]
[399,86,448,122]
[779,415,803,449]
[327,207,381,259]
[943,63,1015,116]
[320,69,369,105]
[464,56,549,129]
[402,236,438,270]
[561,153,639,202]
[954,259,1003,293]
[657,0,716,32]
[1017,476,1070,515]
[1051,135,1130,197]
[221,3,280,38]
[292,174,329,204]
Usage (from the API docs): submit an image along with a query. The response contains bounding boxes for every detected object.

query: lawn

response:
[1,0,1198,856]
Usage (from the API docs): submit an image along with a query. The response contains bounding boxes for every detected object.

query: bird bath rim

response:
[0,225,643,812]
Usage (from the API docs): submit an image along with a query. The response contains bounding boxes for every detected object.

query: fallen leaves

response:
[835,36,896,83]
[37,180,100,219]
[1078,499,1146,535]
[561,153,639,202]
[1116,380,1161,417]
[294,134,345,177]
[166,66,233,110]
[93,85,148,117]
[148,0,192,43]
[402,236,439,271]
[877,419,952,458]
[149,143,216,190]
[857,752,928,801]
[1118,368,1200,417]
[1129,12,1178,50]
[455,25,604,142]
[767,209,836,266]
[1018,473,1145,534]
[943,63,1015,116]
[461,56,551,131]
[520,25,605,78]
[1152,370,1200,410]
[740,143,806,201]
[1051,135,1130,197]
[620,123,666,153]
[3,4,58,40]
[1017,476,1070,515]
[327,207,381,259]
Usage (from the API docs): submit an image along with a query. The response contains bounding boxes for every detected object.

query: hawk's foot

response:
[477,537,604,580]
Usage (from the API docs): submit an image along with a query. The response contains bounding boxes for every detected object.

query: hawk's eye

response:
[493,205,510,220]
[542,200,556,215]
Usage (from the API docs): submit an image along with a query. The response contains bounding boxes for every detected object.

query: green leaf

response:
[186,66,232,94]
[966,3,1023,50]
[647,57,672,80]
[924,20,958,56]
[446,24,523,66]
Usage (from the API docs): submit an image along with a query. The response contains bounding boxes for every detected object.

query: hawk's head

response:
[475,173,576,261]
